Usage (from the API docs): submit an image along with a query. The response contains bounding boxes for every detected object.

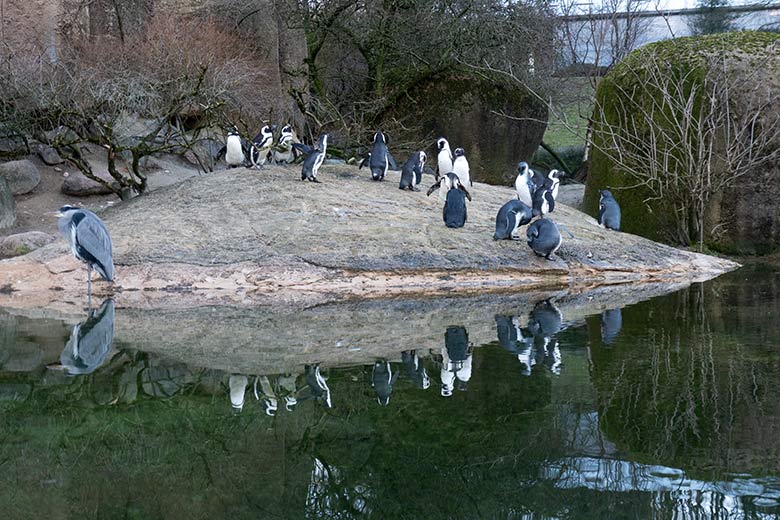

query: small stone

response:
[63,172,69,177]
[54,166,63,172]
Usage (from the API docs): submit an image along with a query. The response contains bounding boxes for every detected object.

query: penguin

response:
[514,161,537,207]
[371,360,398,406]
[399,151,426,191]
[250,124,274,168]
[427,172,471,203]
[301,133,328,182]
[531,183,556,217]
[401,350,431,390]
[360,131,392,181]
[435,137,453,180]
[495,315,535,376]
[452,147,471,187]
[218,127,247,169]
[494,199,533,240]
[272,124,299,164]
[598,189,621,231]
[527,218,562,260]
[444,186,468,228]
[600,308,622,345]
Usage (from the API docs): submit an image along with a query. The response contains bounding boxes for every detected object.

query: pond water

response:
[1,264,779,519]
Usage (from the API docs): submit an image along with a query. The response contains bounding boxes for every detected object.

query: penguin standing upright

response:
[221,127,247,169]
[527,218,562,260]
[531,183,556,217]
[301,134,328,182]
[452,147,471,187]
[598,189,621,231]
[436,137,453,180]
[228,374,248,412]
[360,131,393,181]
[514,162,537,206]
[443,174,471,228]
[494,199,533,240]
[399,151,426,191]
[272,124,299,164]
[250,124,274,168]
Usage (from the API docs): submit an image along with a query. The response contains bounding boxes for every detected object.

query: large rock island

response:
[0,164,737,309]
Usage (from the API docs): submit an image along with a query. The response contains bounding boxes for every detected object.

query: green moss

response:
[584,31,780,249]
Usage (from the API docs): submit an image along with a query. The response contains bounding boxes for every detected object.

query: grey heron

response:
[60,298,115,375]
[56,205,114,301]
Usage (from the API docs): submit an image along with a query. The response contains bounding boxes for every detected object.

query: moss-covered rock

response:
[584,31,780,254]
[384,71,547,185]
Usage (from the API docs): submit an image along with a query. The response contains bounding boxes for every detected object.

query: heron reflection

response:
[60,298,115,376]
[439,326,472,397]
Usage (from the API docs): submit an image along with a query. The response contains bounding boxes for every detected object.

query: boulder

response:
[0,159,41,195]
[585,32,780,255]
[382,72,548,185]
[0,231,57,259]
[62,169,118,196]
[37,144,64,165]
[0,177,15,229]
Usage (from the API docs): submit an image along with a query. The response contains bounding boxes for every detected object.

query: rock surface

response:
[0,177,15,229]
[0,164,738,309]
[0,231,56,259]
[61,169,118,196]
[0,159,41,195]
[37,144,64,165]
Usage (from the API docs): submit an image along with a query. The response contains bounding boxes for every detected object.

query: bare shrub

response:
[0,15,266,197]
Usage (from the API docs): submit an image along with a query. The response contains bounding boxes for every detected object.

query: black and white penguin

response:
[272,124,298,164]
[250,124,274,168]
[598,189,621,231]
[527,218,562,260]
[531,183,556,217]
[371,360,397,406]
[494,199,533,240]
[436,137,454,180]
[426,171,471,202]
[360,131,392,181]
[444,185,468,228]
[399,151,426,191]
[300,134,328,182]
[514,161,536,207]
[223,127,247,168]
[401,350,431,390]
[600,308,622,345]
[452,147,471,187]
[252,375,278,416]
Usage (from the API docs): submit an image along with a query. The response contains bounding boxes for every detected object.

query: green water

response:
[1,265,779,519]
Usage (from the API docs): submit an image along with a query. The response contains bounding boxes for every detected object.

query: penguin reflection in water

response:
[600,308,622,346]
[401,350,431,390]
[526,300,563,375]
[438,326,473,397]
[371,360,399,406]
[58,298,115,376]
[494,315,534,377]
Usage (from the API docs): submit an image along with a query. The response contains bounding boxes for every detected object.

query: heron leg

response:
[87,265,92,310]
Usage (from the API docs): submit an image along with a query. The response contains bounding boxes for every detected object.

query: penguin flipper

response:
[359,154,370,169]
[426,180,441,197]
[387,152,399,170]
[292,143,313,155]
[458,185,472,202]
[215,145,227,161]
